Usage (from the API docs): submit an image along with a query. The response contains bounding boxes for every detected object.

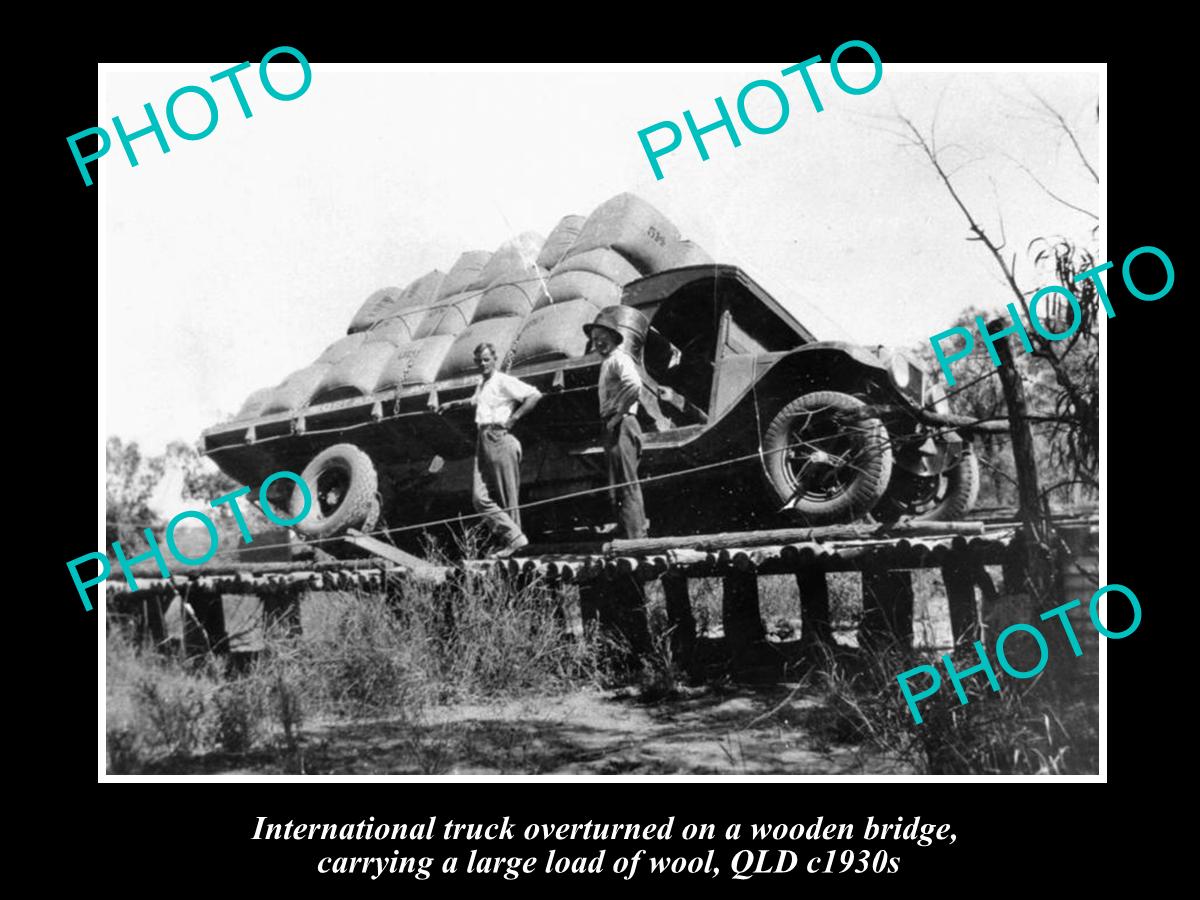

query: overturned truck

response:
[201,193,978,551]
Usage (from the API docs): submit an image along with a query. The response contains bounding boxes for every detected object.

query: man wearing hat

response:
[584,307,649,539]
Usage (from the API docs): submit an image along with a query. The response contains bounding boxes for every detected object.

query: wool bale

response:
[311,341,399,404]
[664,239,715,269]
[346,287,405,334]
[233,387,275,421]
[551,246,641,285]
[438,250,492,299]
[317,333,369,365]
[564,193,681,274]
[437,316,526,380]
[537,214,585,269]
[537,269,623,310]
[469,231,545,291]
[402,269,445,308]
[259,364,333,415]
[509,298,598,368]
[412,291,482,339]
[472,265,552,321]
[364,316,414,345]
[376,336,457,390]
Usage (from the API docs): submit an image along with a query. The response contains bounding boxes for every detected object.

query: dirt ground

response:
[154,673,912,777]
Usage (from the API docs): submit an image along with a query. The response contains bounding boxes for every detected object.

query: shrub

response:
[209,678,267,753]
[130,674,208,758]
[105,550,616,772]
[806,644,1098,775]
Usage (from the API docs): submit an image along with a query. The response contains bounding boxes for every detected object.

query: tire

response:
[876,445,980,523]
[928,446,980,520]
[762,391,893,524]
[292,444,380,539]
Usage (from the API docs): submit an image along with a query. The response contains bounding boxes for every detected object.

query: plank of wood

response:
[344,529,444,573]
[606,520,985,556]
[128,557,397,578]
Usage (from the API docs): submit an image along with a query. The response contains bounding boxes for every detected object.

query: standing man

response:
[469,342,541,558]
[584,307,649,539]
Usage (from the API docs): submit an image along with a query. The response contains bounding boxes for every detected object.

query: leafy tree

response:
[106,436,162,549]
[106,437,253,555]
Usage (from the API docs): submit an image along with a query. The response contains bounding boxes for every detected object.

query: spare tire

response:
[762,391,893,524]
[292,444,380,539]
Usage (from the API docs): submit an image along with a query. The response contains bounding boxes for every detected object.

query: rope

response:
[366,271,556,330]
[107,413,995,551]
[108,414,999,537]
[750,352,767,474]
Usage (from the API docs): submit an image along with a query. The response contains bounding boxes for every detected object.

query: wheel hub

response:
[316,467,350,517]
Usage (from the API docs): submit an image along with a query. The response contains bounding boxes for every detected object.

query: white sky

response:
[101,63,1099,454]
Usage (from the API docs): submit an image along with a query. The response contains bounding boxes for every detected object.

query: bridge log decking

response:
[111,517,1100,668]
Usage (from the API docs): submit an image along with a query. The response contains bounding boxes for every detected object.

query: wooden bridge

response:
[114,513,1100,674]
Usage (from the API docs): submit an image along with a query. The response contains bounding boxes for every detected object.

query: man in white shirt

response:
[584,311,648,539]
[469,342,541,557]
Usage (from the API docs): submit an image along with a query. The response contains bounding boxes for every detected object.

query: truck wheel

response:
[763,391,893,524]
[292,443,380,539]
[876,445,980,523]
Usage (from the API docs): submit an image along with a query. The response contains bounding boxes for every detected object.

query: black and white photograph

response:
[95,60,1104,778]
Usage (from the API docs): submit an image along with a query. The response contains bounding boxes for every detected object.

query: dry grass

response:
[106,548,1098,776]
[801,643,1098,775]
[106,561,612,774]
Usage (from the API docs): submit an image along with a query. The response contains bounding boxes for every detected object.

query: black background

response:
[37,15,1183,889]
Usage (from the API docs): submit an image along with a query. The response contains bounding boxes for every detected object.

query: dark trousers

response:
[473,428,523,544]
[604,414,647,539]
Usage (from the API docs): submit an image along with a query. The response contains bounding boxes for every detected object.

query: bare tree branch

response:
[894,99,1099,486]
[1003,152,1098,219]
[1027,88,1099,183]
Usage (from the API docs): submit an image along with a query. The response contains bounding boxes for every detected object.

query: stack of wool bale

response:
[232,193,714,420]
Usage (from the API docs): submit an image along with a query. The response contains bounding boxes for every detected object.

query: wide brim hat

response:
[583,306,640,344]
[582,321,624,343]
